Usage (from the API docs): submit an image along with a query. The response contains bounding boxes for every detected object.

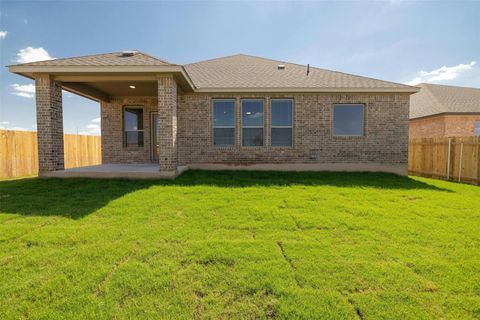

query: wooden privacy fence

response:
[409,136,480,185]
[0,130,101,179]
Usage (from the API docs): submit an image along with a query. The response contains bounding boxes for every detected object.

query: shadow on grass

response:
[174,170,453,191]
[0,170,452,219]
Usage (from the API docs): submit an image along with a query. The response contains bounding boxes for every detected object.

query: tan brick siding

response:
[101,97,157,163]
[444,115,480,136]
[177,93,410,166]
[35,74,64,173]
[157,76,177,171]
[100,92,410,168]
[409,114,480,138]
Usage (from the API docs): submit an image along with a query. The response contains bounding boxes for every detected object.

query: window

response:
[333,104,364,136]
[124,107,144,147]
[475,121,480,136]
[271,99,293,146]
[213,99,235,146]
[242,99,264,146]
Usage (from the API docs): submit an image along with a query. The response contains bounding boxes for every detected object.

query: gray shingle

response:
[13,51,175,67]
[410,83,480,119]
[10,51,417,91]
[185,54,415,90]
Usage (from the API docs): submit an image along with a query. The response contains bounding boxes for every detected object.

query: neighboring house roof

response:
[8,50,418,94]
[185,54,416,92]
[12,51,176,66]
[410,83,480,119]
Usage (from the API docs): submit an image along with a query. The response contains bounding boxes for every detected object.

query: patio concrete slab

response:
[41,164,188,179]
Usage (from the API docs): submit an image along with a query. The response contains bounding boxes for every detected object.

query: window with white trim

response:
[213,99,235,146]
[242,99,264,146]
[124,107,144,147]
[271,99,293,146]
[333,104,364,136]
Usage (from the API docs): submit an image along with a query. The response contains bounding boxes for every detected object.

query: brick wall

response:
[409,114,480,138]
[444,114,480,136]
[157,76,177,171]
[100,92,410,168]
[35,74,64,173]
[409,116,445,138]
[101,97,157,163]
[177,93,410,166]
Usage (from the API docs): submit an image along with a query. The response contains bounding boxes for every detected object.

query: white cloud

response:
[10,83,35,98]
[10,83,70,100]
[81,119,101,135]
[86,123,99,130]
[16,47,54,63]
[9,126,28,131]
[32,124,37,130]
[0,125,29,131]
[406,61,477,85]
[0,31,7,39]
[0,122,30,131]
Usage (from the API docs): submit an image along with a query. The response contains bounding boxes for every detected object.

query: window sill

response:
[332,135,365,139]
[213,145,236,149]
[123,146,145,150]
[270,146,294,149]
[240,146,266,149]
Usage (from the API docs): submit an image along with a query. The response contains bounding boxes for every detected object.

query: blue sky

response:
[1,1,479,134]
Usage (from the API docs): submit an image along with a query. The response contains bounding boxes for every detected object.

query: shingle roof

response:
[185,54,415,91]
[13,51,176,67]
[9,51,418,92]
[410,83,480,119]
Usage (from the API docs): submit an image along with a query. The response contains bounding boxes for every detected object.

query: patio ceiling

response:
[63,80,159,100]
[8,66,195,102]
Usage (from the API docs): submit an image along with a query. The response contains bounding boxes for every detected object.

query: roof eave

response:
[194,87,420,93]
[8,64,184,74]
[7,65,196,92]
[410,111,480,120]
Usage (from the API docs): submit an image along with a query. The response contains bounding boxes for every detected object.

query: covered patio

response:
[42,164,189,179]
[8,51,195,179]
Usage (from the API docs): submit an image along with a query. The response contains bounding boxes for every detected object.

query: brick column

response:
[35,74,64,174]
[157,75,178,172]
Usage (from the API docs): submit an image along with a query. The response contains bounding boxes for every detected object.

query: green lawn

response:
[0,171,479,319]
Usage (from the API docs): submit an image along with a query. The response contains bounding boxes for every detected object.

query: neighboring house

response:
[409,83,480,138]
[8,51,418,178]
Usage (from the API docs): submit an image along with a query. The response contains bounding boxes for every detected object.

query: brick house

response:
[409,83,480,138]
[8,51,418,178]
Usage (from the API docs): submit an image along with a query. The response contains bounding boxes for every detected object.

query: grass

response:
[0,170,479,320]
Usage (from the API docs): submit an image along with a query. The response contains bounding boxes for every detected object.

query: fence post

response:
[458,139,464,183]
[446,137,452,180]
[477,136,480,185]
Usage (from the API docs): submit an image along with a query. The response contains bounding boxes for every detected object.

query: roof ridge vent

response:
[277,64,285,70]
[121,50,137,57]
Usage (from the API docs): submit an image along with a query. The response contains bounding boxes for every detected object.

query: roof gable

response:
[410,83,480,119]
[11,51,176,67]
[184,54,415,92]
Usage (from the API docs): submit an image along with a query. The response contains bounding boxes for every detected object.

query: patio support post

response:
[35,74,65,175]
[157,74,178,172]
